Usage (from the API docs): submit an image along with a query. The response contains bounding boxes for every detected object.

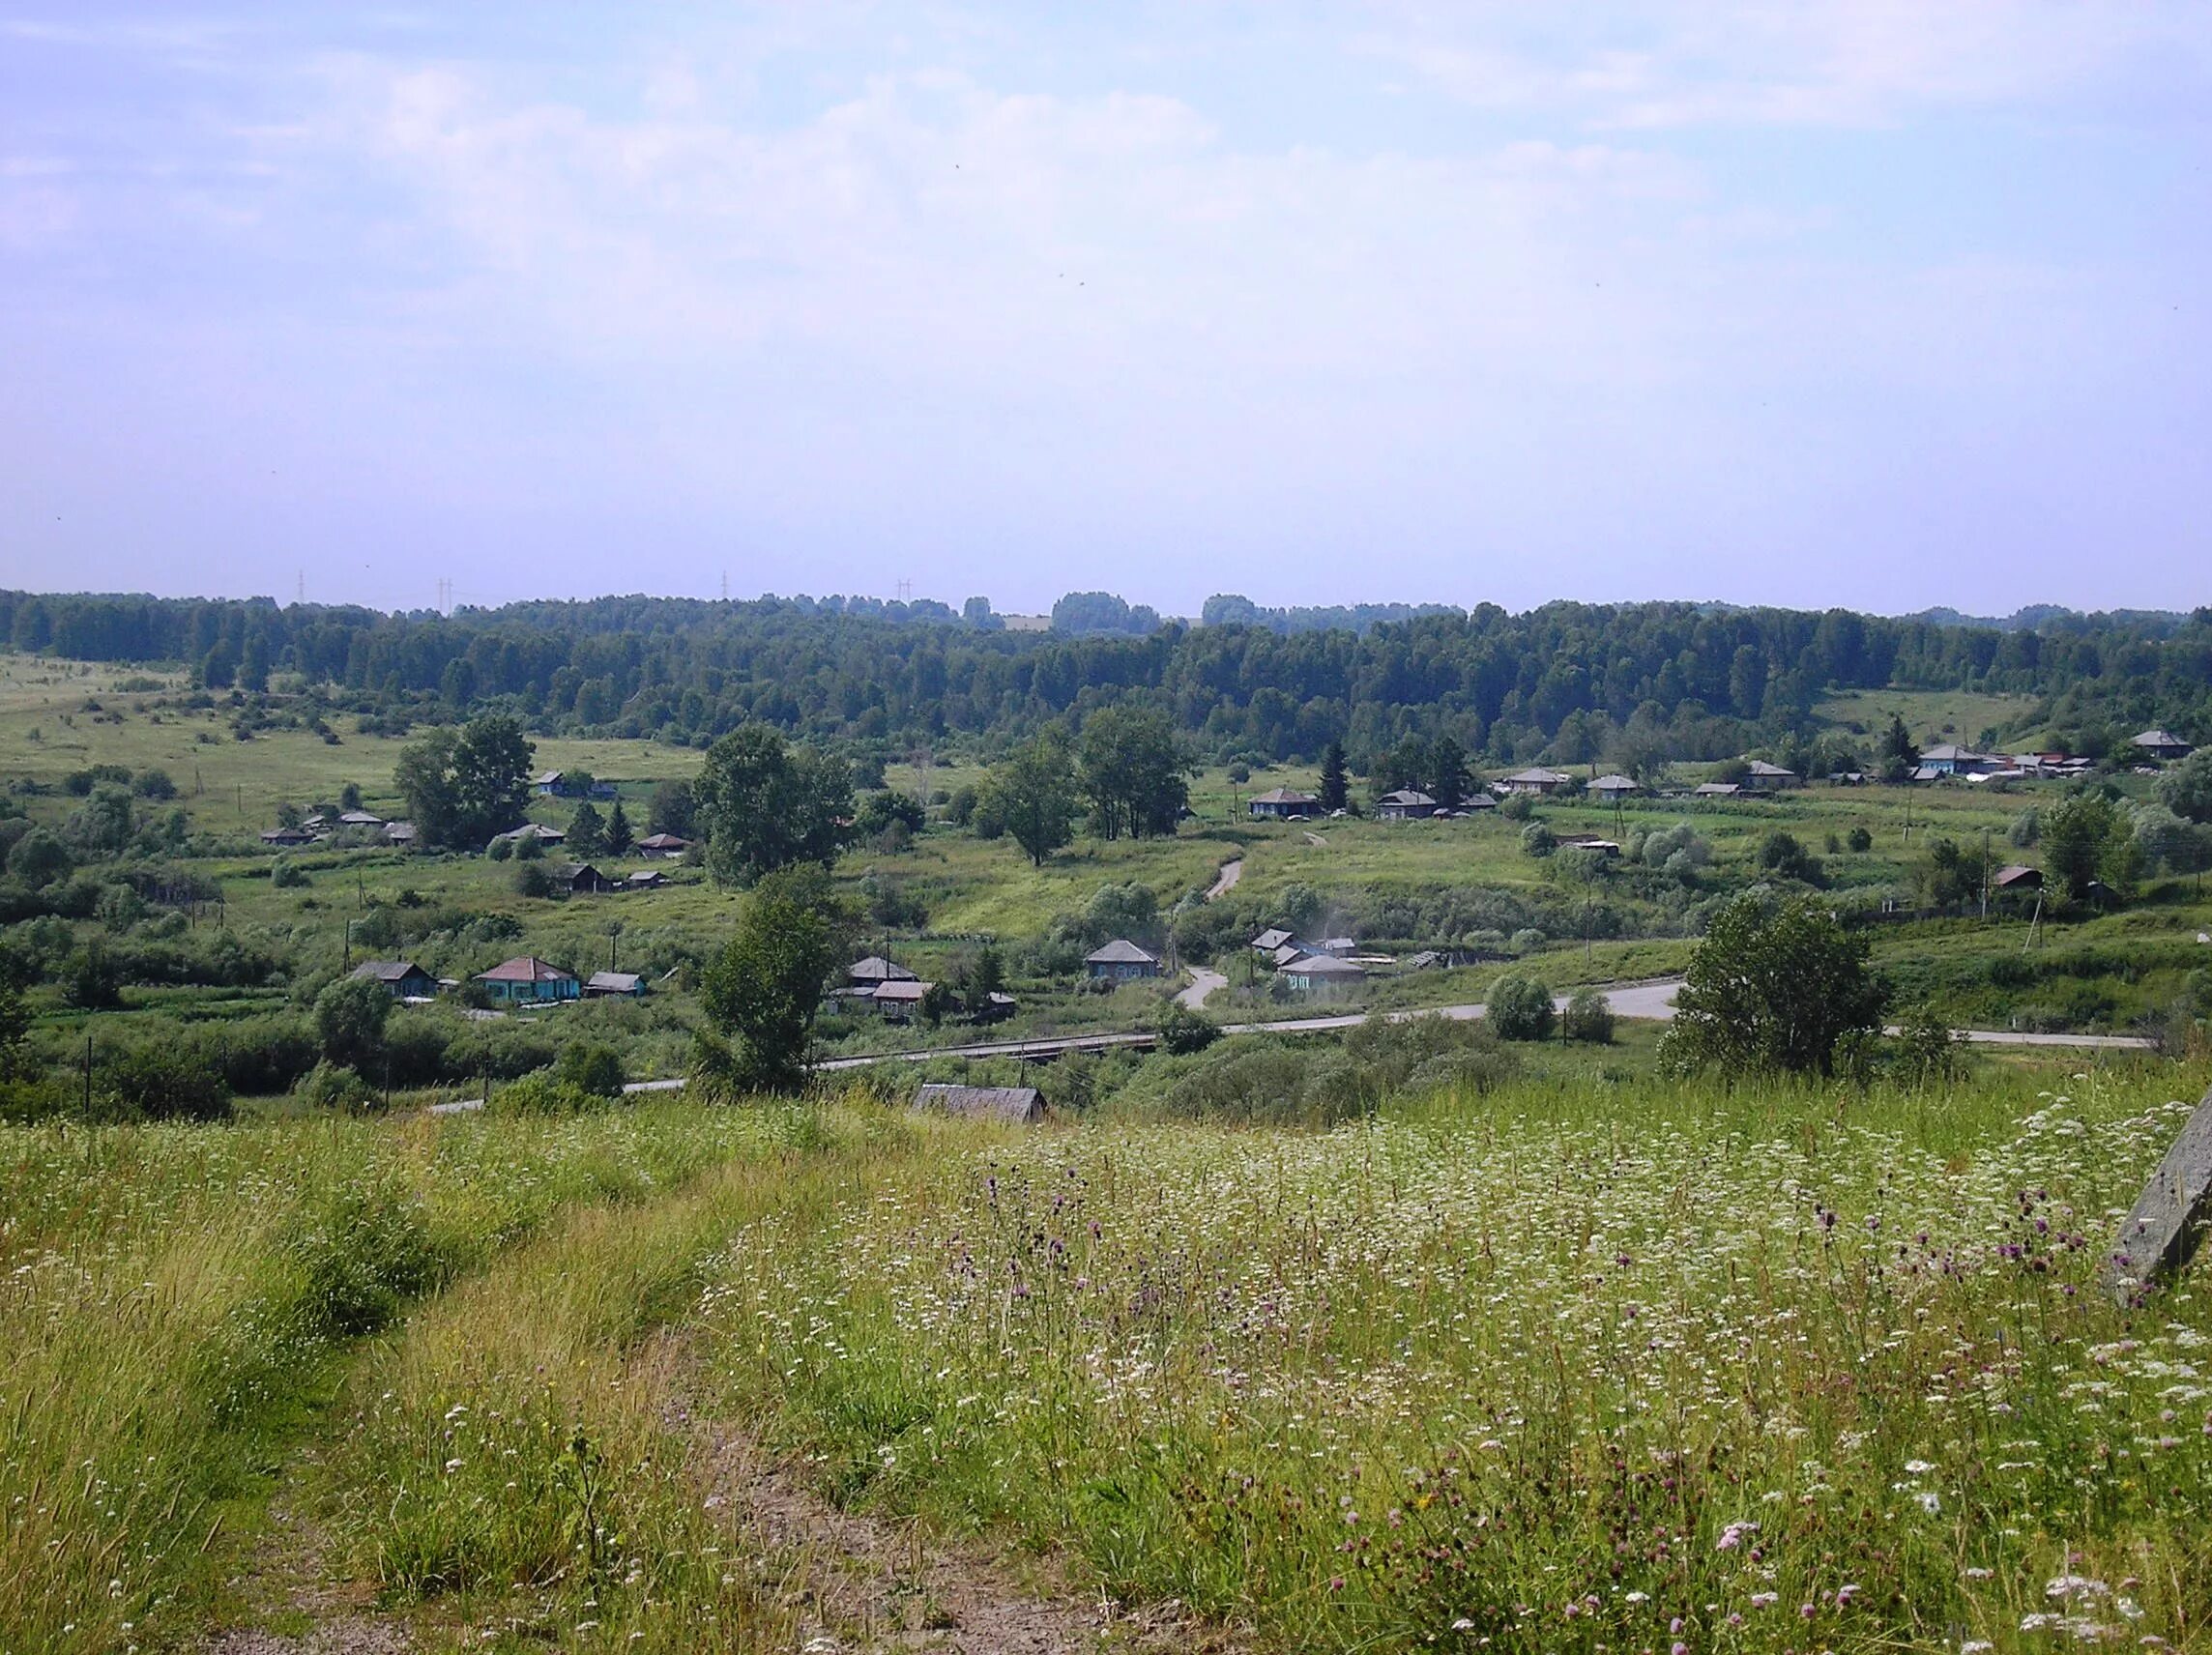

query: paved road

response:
[1204,857,1243,901]
[432,977,2155,1107]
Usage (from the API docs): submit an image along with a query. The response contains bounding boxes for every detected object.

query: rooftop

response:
[1085,939,1158,965]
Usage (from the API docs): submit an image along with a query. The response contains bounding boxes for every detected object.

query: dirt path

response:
[1203,857,1242,901]
[1176,967,1227,1010]
[659,1341,1233,1654]
[203,1447,412,1655]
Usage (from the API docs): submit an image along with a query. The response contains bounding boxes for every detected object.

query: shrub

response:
[513,860,553,898]
[100,1042,232,1121]
[1486,974,1555,1040]
[1560,988,1615,1043]
[487,835,513,862]
[62,943,123,1009]
[1404,1047,1521,1096]
[1497,792,1534,821]
[271,856,308,887]
[1153,1000,1221,1056]
[553,1041,626,1099]
[489,1070,606,1116]
[1848,826,1874,854]
[1519,822,1556,858]
[293,1060,381,1114]
[285,1184,451,1341]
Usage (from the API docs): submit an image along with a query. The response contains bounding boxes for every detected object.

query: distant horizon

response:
[1,581,2202,632]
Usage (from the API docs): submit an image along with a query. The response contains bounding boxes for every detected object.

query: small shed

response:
[625,869,667,889]
[1251,927,1295,954]
[584,971,646,998]
[1085,940,1160,981]
[1692,781,1740,798]
[552,863,613,894]
[914,1084,1046,1124]
[1993,864,2044,893]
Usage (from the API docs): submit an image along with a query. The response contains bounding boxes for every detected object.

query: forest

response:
[0,588,2207,768]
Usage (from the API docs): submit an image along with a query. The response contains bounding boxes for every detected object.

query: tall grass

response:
[697,1060,2212,1651]
[0,1105,792,1653]
[320,1100,929,1650]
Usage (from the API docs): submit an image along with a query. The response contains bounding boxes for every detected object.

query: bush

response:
[100,1042,232,1121]
[1519,822,1556,858]
[1560,987,1615,1043]
[553,1041,626,1099]
[271,856,308,887]
[1153,1000,1221,1056]
[293,1060,381,1114]
[62,943,123,1009]
[512,860,553,898]
[1486,974,1555,1040]
[1404,1047,1521,1097]
[489,1070,607,1116]
[285,1184,451,1340]
[1848,826,1873,854]
[1497,792,1534,821]
[487,835,512,862]
[315,973,391,1067]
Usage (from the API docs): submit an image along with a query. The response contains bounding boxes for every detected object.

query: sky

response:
[2,3,2208,619]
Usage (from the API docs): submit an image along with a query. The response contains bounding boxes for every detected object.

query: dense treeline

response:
[3,589,2207,765]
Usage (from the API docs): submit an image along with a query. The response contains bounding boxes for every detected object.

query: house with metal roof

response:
[1247,787,1320,820]
[1085,940,1160,981]
[2133,729,2195,762]
[473,956,579,1005]
[1499,768,1569,795]
[351,959,436,1000]
[1376,789,1438,820]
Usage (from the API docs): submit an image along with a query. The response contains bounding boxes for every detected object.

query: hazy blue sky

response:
[4,4,2208,616]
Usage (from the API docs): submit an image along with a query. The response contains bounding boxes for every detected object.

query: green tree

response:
[62,943,122,1010]
[566,800,606,860]
[987,734,1079,866]
[1758,829,1823,886]
[694,724,858,887]
[648,778,696,838]
[314,973,391,1069]
[2159,748,2212,825]
[603,797,635,857]
[1878,714,1920,783]
[393,713,535,849]
[1658,891,1886,1079]
[554,1041,626,1098]
[1318,740,1350,812]
[1429,734,1472,810]
[1154,999,1221,1055]
[2042,792,2135,901]
[7,828,72,887]
[1486,974,1556,1041]
[1078,706,1189,840]
[1560,987,1615,1043]
[693,868,846,1094]
[953,944,1007,1018]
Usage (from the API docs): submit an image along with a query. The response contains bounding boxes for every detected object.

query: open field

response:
[8,1059,2212,1652]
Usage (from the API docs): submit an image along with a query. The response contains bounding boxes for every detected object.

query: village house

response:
[1376,789,1439,820]
[260,826,313,847]
[1993,864,2045,895]
[350,959,437,1000]
[551,863,614,895]
[914,1084,1046,1123]
[473,956,580,1005]
[1279,953,1365,996]
[583,971,646,999]
[2132,729,2196,763]
[492,823,566,849]
[1692,781,1740,798]
[847,955,918,988]
[1498,768,1569,796]
[382,821,418,847]
[624,869,666,889]
[870,978,932,1021]
[1741,760,1801,792]
[1588,774,1641,799]
[338,809,386,828]
[1247,787,1320,820]
[1918,743,1997,777]
[1085,940,1160,982]
[636,832,690,857]
[1452,793,1496,812]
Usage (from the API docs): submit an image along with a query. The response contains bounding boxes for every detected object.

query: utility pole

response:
[82,1032,92,1118]
[342,919,353,973]
[1981,826,1991,922]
